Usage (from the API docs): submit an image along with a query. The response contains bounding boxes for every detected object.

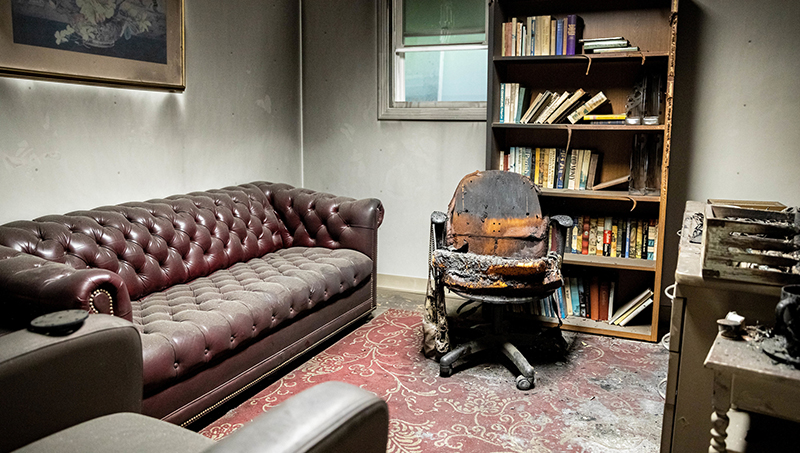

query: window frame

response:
[378,0,488,121]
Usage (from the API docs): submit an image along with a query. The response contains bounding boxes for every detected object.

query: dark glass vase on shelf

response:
[629,133,662,196]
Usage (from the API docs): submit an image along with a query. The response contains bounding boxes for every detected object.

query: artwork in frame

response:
[0,0,184,91]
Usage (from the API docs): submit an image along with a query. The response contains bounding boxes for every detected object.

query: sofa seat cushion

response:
[132,247,372,392]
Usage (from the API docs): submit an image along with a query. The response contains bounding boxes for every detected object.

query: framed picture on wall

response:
[0,0,184,91]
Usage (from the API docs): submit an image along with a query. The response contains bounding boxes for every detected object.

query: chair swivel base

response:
[439,335,535,390]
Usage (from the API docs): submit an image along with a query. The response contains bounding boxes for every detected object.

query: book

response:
[603,217,612,256]
[555,149,567,189]
[579,149,591,189]
[592,174,629,191]
[567,92,608,124]
[509,83,520,123]
[617,297,653,326]
[583,39,630,50]
[515,87,530,123]
[594,217,603,256]
[579,36,624,42]
[567,151,578,190]
[587,217,597,255]
[555,18,564,56]
[593,46,640,53]
[615,218,625,258]
[533,148,542,185]
[648,219,658,260]
[570,278,580,316]
[581,217,590,255]
[598,279,610,321]
[549,19,556,55]
[589,276,600,320]
[566,15,579,55]
[586,153,600,189]
[583,113,626,121]
[610,222,618,258]
[609,288,653,324]
[526,16,535,56]
[577,277,587,317]
[640,219,649,259]
[546,148,556,188]
[571,216,581,253]
[563,277,573,317]
[608,281,616,321]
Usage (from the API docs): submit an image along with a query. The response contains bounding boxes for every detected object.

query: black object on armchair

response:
[422,170,572,390]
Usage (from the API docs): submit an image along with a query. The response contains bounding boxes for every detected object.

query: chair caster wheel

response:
[516,375,534,390]
[440,366,452,378]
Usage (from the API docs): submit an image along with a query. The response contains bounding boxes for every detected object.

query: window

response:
[378,0,488,120]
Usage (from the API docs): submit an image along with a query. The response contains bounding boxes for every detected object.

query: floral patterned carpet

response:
[199,309,668,452]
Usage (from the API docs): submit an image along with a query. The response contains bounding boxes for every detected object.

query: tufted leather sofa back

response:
[0,182,382,303]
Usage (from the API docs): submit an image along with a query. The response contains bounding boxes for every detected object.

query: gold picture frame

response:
[0,0,184,91]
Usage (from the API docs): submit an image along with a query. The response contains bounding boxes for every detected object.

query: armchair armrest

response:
[431,211,447,250]
[0,314,142,452]
[549,215,574,257]
[0,246,132,327]
[205,381,388,453]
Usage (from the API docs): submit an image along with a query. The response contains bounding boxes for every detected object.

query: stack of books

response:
[581,37,639,53]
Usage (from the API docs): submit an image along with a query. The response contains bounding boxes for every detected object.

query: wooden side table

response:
[704,333,800,452]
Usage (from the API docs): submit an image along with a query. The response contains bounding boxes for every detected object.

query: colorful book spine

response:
[603,217,612,257]
[555,19,564,56]
[566,15,578,55]
[555,149,567,189]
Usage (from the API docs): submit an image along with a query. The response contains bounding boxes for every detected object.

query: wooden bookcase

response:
[485,0,678,342]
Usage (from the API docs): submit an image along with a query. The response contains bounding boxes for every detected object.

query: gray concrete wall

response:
[0,0,301,225]
[301,0,485,279]
[303,0,800,287]
[662,0,800,293]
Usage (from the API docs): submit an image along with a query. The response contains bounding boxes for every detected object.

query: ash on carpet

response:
[199,309,668,452]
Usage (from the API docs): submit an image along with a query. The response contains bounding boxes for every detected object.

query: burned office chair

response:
[423,170,571,390]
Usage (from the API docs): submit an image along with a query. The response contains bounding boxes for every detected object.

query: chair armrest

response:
[431,211,447,250]
[204,381,388,453]
[549,215,574,257]
[0,245,132,327]
[0,314,142,452]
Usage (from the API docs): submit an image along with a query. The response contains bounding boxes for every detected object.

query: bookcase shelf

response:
[493,50,670,63]
[563,253,657,271]
[486,0,678,342]
[539,188,660,203]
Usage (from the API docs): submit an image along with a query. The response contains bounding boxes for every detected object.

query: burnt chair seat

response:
[423,170,571,390]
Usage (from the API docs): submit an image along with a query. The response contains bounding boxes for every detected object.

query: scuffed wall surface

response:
[0,0,301,224]
[301,0,486,279]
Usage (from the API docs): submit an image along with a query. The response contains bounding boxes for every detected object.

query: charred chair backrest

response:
[431,170,570,299]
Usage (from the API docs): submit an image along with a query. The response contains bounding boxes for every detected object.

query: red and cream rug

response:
[200,309,667,452]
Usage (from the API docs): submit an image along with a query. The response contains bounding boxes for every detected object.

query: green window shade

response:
[403,0,485,45]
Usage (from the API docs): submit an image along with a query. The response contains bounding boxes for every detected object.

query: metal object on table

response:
[763,284,800,366]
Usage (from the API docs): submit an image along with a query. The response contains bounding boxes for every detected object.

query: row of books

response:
[513,277,654,327]
[566,216,658,260]
[500,15,581,57]
[499,87,607,125]
[498,148,601,191]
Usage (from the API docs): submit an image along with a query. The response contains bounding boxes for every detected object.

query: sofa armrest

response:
[0,314,142,453]
[0,246,132,327]
[205,381,388,453]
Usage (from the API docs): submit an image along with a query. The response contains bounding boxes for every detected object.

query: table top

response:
[704,332,800,384]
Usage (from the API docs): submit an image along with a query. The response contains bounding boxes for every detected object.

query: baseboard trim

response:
[376,274,428,295]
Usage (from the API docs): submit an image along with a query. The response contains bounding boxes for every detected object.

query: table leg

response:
[709,370,731,453]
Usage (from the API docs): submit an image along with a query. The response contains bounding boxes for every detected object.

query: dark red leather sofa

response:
[0,181,383,426]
